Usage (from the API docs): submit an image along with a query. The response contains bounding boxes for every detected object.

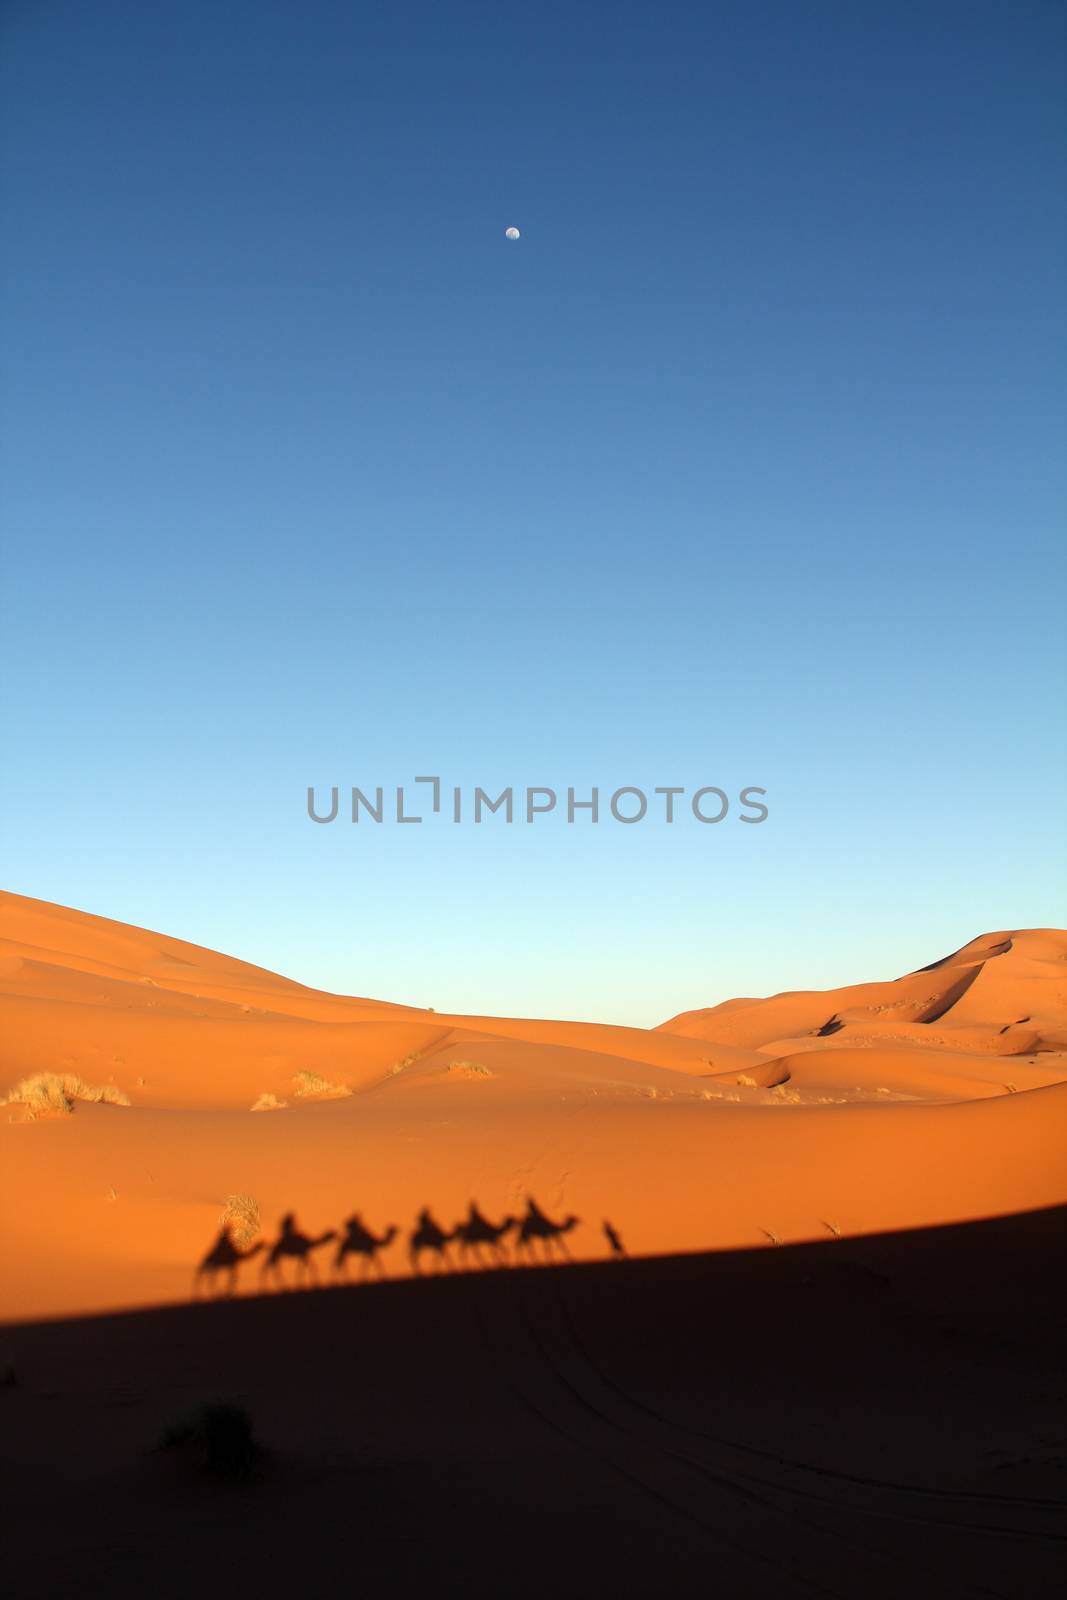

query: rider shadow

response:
[453,1201,516,1268]
[261,1212,337,1290]
[408,1206,456,1273]
[193,1226,264,1298]
[515,1197,580,1264]
[333,1213,398,1280]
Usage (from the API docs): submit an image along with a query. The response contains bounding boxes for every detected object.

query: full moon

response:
[505,226,520,240]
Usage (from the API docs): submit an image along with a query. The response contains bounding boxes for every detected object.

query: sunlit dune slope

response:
[1,892,1065,1322]
[658,929,1067,1054]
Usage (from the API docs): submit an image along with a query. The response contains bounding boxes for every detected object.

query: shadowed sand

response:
[1,1208,1063,1599]
[1,892,1065,1321]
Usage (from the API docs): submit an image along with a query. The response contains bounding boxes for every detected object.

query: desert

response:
[2,893,1065,1321]
[1,891,1064,1596]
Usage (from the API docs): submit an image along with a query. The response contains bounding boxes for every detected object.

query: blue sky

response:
[2,1,1064,1023]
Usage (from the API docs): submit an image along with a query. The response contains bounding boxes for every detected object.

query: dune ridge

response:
[2,891,1065,1322]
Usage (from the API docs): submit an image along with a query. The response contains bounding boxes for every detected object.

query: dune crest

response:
[1,892,1064,1322]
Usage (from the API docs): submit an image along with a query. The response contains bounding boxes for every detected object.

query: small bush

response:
[447,1060,493,1079]
[1,1073,131,1118]
[291,1070,351,1100]
[161,1401,257,1478]
[219,1193,261,1249]
[250,1092,288,1112]
[388,1051,422,1077]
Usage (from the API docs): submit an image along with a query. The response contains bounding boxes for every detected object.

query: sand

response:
[3,892,1065,1597]
[1,891,1064,1322]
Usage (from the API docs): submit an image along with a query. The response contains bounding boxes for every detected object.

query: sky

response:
[1,0,1064,1025]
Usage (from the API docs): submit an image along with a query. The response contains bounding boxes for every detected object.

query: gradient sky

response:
[2,0,1064,1024]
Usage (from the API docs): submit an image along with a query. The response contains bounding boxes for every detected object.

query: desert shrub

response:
[447,1060,493,1078]
[249,1092,288,1112]
[161,1400,257,1478]
[219,1193,261,1249]
[1,1073,131,1118]
[291,1070,351,1100]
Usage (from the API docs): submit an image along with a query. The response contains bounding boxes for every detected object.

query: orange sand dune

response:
[658,929,1067,1050]
[2,892,1065,1323]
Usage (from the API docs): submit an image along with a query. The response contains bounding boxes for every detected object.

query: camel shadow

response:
[194,1199,588,1295]
[515,1198,580,1264]
[261,1213,337,1290]
[333,1214,398,1280]
[409,1206,456,1274]
[453,1202,516,1268]
[194,1227,264,1298]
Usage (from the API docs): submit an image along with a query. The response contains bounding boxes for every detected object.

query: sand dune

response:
[2,892,1065,1322]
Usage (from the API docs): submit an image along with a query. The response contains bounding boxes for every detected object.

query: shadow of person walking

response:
[603,1219,626,1259]
[261,1212,337,1290]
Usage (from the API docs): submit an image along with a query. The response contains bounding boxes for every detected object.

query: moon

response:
[505,226,520,240]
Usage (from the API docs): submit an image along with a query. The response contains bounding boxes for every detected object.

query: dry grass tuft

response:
[1,1073,131,1118]
[769,1083,802,1104]
[736,1073,758,1088]
[388,1051,422,1078]
[447,1060,494,1079]
[291,1070,351,1100]
[250,1092,288,1112]
[219,1193,261,1249]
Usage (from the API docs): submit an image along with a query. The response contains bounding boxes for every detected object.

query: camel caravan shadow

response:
[195,1198,603,1297]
